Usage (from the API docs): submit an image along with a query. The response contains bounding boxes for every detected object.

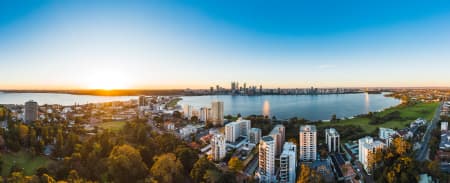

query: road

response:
[244,156,258,176]
[415,102,443,161]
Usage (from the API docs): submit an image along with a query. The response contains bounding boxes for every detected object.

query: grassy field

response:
[318,102,440,134]
[1,151,52,176]
[166,98,182,108]
[97,121,127,131]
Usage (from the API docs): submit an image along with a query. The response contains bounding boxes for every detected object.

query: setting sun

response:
[84,70,131,90]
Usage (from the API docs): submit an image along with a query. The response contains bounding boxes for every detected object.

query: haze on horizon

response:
[1,1,450,90]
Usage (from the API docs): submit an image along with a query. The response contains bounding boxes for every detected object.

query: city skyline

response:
[1,1,450,89]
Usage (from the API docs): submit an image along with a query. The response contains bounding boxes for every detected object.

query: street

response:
[415,102,443,161]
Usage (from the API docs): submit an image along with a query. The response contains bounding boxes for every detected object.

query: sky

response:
[0,0,450,90]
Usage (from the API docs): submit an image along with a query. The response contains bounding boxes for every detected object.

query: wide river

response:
[180,93,401,120]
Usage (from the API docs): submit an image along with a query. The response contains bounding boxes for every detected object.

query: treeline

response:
[0,117,238,182]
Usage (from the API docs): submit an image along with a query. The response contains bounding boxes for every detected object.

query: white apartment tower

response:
[211,101,224,126]
[211,134,226,161]
[183,104,193,119]
[279,142,297,183]
[249,128,262,144]
[269,124,286,156]
[225,122,240,143]
[358,136,385,173]
[299,125,317,161]
[325,128,340,153]
[200,107,211,122]
[258,136,276,183]
[225,118,251,143]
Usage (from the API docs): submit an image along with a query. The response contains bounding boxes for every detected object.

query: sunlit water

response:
[180,93,400,120]
[0,92,136,106]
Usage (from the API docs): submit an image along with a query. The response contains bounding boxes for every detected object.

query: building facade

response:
[358,136,385,173]
[325,128,340,153]
[279,142,297,183]
[24,100,38,123]
[269,124,286,156]
[211,101,224,126]
[211,134,226,161]
[379,128,398,147]
[258,136,276,183]
[299,125,317,161]
[225,122,240,143]
[249,128,262,145]
[200,107,211,122]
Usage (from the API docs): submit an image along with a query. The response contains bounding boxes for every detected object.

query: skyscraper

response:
[211,134,226,161]
[211,101,224,126]
[183,104,193,119]
[280,142,297,183]
[258,136,276,183]
[249,128,262,145]
[269,124,285,156]
[325,128,340,153]
[299,125,317,161]
[24,100,38,123]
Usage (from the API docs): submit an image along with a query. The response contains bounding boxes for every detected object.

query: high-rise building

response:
[211,101,224,126]
[200,107,211,122]
[270,124,286,156]
[249,128,262,145]
[299,125,317,161]
[325,128,340,153]
[211,134,226,161]
[225,122,240,143]
[225,118,251,143]
[24,100,38,123]
[258,136,276,183]
[138,96,146,106]
[280,142,297,183]
[183,104,193,119]
[238,118,251,137]
[358,136,385,173]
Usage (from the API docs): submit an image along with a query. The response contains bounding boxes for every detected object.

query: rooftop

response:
[300,125,317,132]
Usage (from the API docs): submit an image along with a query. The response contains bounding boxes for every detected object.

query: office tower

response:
[225,122,240,143]
[211,134,226,161]
[299,125,317,161]
[280,142,297,183]
[259,85,263,94]
[138,96,146,106]
[200,107,211,122]
[358,136,385,173]
[249,128,262,144]
[269,124,285,156]
[183,104,193,119]
[258,136,276,183]
[211,101,224,126]
[325,128,340,153]
[24,100,38,123]
[378,128,398,147]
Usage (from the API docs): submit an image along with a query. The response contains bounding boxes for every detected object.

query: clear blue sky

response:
[1,0,450,89]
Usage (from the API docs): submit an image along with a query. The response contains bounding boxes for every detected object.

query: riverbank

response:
[317,102,440,134]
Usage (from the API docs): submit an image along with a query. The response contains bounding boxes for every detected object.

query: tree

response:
[228,157,244,172]
[203,169,224,183]
[297,164,321,183]
[331,114,337,122]
[175,146,198,173]
[108,144,148,183]
[190,157,217,183]
[150,153,184,183]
